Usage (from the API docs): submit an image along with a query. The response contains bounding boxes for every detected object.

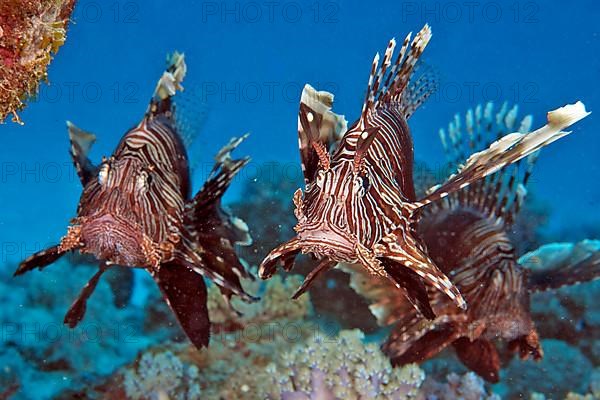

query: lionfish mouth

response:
[69,214,149,267]
[259,228,356,279]
[296,227,356,261]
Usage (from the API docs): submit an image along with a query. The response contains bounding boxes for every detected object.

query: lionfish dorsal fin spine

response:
[417,102,590,223]
[352,24,434,166]
[147,51,187,120]
[359,24,433,123]
[67,121,98,186]
[298,84,347,183]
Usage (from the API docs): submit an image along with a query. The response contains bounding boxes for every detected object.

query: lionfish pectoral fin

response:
[152,261,210,349]
[522,240,600,293]
[14,245,65,276]
[453,338,501,383]
[380,231,466,310]
[181,244,258,304]
[291,259,336,300]
[380,258,435,320]
[298,84,347,183]
[418,101,590,208]
[383,319,462,366]
[259,237,302,279]
[67,121,98,186]
[64,262,110,328]
[187,134,251,247]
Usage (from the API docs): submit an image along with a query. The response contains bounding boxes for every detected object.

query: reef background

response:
[1,1,599,399]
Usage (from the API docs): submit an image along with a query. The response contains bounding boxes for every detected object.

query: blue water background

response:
[1,0,599,265]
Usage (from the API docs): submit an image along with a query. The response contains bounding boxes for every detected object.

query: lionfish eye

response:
[98,163,110,186]
[360,173,370,191]
[136,170,150,191]
[354,172,370,196]
[315,169,326,187]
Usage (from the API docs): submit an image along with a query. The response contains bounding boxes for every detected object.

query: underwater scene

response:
[1,0,600,399]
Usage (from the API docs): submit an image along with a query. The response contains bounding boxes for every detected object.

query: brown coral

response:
[0,0,75,123]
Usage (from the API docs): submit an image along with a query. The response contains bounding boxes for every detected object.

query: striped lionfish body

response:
[345,102,595,382]
[259,23,588,319]
[14,53,255,349]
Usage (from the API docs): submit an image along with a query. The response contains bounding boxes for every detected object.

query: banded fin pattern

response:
[361,24,434,122]
[426,102,535,225]
[183,134,256,304]
[67,121,98,186]
[419,101,590,208]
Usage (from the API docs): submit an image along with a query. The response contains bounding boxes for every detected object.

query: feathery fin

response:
[418,101,590,207]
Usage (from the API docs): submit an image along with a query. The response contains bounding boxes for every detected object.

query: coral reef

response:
[418,372,500,400]
[496,339,593,398]
[109,330,426,400]
[258,329,425,399]
[0,258,162,399]
[0,0,75,123]
[104,327,506,400]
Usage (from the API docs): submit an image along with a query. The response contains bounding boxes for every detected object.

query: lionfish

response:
[259,23,588,317]
[14,53,255,349]
[345,102,596,382]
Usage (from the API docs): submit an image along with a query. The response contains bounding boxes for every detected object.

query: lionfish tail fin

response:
[418,101,590,208]
[360,24,434,122]
[298,84,347,183]
[425,102,538,225]
[147,51,187,119]
[520,240,600,293]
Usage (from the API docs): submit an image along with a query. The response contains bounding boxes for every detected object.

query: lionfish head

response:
[259,158,373,280]
[59,155,181,268]
[300,155,376,254]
